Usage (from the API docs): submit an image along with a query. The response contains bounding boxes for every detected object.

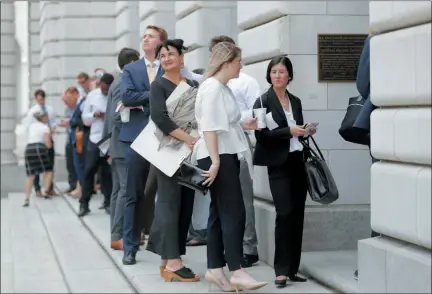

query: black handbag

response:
[176,161,209,195]
[301,136,339,205]
[339,95,370,146]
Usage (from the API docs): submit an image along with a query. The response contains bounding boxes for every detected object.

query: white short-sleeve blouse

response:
[193,78,252,175]
[27,121,50,144]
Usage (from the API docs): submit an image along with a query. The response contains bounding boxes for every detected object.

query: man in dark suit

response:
[102,48,140,251]
[119,25,168,265]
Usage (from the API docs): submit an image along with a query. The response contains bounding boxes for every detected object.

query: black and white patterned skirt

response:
[24,143,53,176]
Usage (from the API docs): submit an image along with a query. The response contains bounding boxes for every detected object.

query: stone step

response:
[32,192,135,293]
[59,181,336,293]
[3,194,69,293]
[300,250,359,293]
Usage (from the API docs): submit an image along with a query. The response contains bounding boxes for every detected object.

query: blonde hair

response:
[33,111,48,122]
[205,41,241,78]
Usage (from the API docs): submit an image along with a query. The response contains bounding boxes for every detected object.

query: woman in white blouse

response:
[193,42,267,292]
[23,111,53,206]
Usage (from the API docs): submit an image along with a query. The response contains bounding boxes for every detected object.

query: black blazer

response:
[253,87,304,167]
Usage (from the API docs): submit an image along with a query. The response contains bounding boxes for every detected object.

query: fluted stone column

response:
[139,1,175,56]
[115,1,140,55]
[175,1,237,70]
[1,2,18,165]
[30,2,41,94]
[237,1,371,257]
[39,1,117,155]
[39,1,60,109]
[358,2,431,293]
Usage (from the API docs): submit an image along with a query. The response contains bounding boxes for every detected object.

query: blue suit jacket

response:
[119,59,164,143]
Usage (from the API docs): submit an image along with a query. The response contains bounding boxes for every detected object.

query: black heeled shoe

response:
[288,274,307,282]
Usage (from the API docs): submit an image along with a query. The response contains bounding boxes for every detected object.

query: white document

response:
[97,136,111,155]
[130,81,193,177]
[265,112,279,130]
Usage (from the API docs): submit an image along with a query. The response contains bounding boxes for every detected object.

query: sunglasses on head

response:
[94,72,104,78]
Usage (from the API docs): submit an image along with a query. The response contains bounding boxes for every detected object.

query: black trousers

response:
[65,141,77,190]
[268,151,307,277]
[34,142,55,192]
[146,168,195,259]
[198,154,245,272]
[79,141,112,207]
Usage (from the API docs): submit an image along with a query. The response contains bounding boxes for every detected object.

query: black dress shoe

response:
[78,205,90,217]
[288,274,307,282]
[241,254,259,268]
[122,252,136,265]
[354,270,358,280]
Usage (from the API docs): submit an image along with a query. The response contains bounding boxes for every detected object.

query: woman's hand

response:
[185,136,199,151]
[290,125,307,137]
[202,162,220,186]
[242,118,260,130]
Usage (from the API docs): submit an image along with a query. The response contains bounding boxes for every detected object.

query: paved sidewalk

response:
[1,191,135,293]
[60,182,335,293]
[1,195,68,293]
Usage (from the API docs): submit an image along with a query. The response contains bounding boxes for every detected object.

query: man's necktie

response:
[147,62,155,84]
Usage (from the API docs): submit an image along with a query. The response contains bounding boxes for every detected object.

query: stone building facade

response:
[358,2,431,292]
[1,2,20,165]
[1,1,430,292]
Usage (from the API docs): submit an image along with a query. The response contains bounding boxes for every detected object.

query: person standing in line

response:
[352,31,380,281]
[24,89,57,197]
[59,87,83,197]
[102,48,140,251]
[22,111,54,206]
[253,56,315,287]
[76,72,91,98]
[194,41,267,292]
[119,25,168,265]
[78,73,114,217]
[209,35,262,268]
[68,87,90,198]
[185,67,208,248]
[146,38,200,283]
[59,95,78,195]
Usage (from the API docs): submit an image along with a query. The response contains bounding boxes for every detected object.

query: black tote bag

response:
[301,136,339,205]
[339,95,370,146]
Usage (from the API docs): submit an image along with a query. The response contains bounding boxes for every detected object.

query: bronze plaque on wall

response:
[318,34,368,82]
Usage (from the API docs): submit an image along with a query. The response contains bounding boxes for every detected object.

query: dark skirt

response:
[25,143,53,176]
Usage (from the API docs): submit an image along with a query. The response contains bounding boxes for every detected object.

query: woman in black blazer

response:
[253,56,316,287]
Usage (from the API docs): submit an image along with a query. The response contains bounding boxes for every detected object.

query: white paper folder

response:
[130,81,193,177]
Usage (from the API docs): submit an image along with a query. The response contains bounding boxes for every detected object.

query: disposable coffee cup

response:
[120,107,130,123]
[253,108,267,129]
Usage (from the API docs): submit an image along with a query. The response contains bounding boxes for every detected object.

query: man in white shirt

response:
[212,36,261,268]
[24,89,57,196]
[76,72,91,97]
[78,73,114,217]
